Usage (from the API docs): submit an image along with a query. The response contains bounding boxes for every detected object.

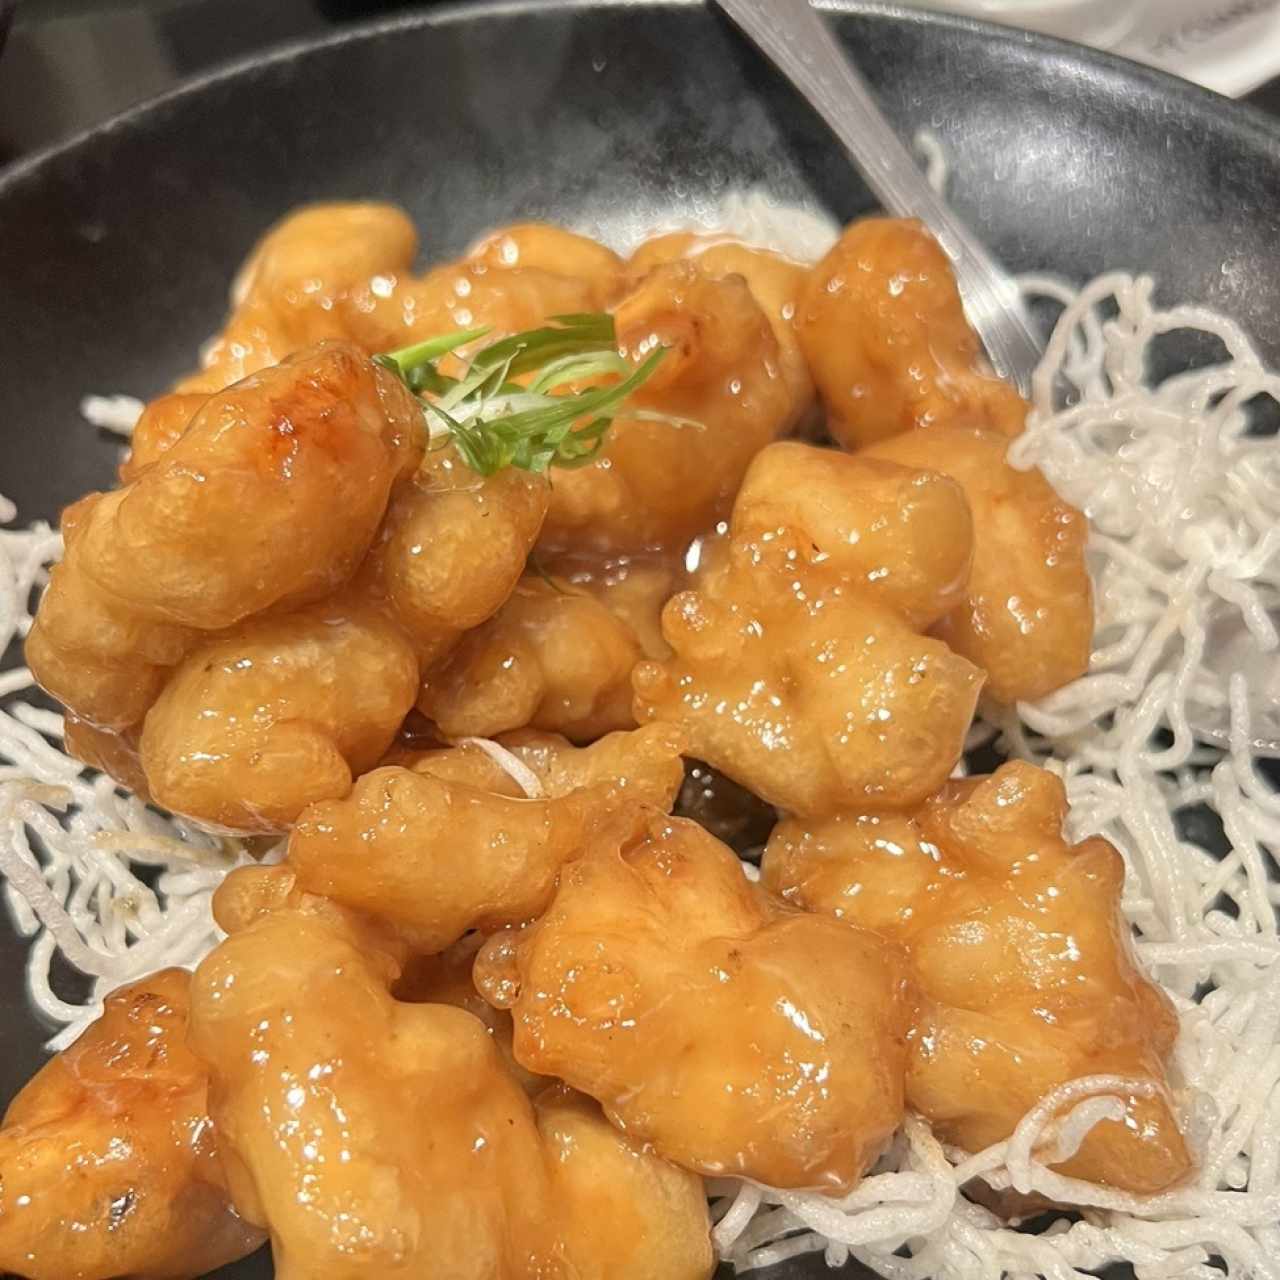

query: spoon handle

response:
[714,0,1042,397]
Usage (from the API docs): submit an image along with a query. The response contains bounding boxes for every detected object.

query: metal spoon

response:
[713,0,1043,398]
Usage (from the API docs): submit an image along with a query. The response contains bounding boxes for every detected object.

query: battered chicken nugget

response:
[633,442,984,816]
[627,232,814,416]
[178,211,623,395]
[140,600,419,833]
[862,426,1092,704]
[540,263,800,553]
[763,761,1191,1195]
[0,970,262,1280]
[340,222,625,355]
[178,202,419,392]
[418,557,676,740]
[476,811,912,1193]
[29,342,421,732]
[467,223,625,309]
[364,443,549,664]
[287,763,621,951]
[534,1084,714,1280]
[796,218,1025,448]
[190,869,712,1280]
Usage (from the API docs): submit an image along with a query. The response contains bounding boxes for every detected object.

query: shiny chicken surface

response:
[419,555,678,741]
[476,811,912,1193]
[190,867,712,1280]
[0,970,262,1280]
[763,761,1191,1194]
[30,242,557,830]
[626,231,815,420]
[287,725,685,951]
[633,441,984,815]
[861,425,1093,704]
[796,217,1026,448]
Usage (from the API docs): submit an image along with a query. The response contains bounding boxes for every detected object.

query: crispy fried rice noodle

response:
[2,195,1280,1279]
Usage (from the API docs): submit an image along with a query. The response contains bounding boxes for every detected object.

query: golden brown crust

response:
[796,217,1026,449]
[763,761,1191,1195]
[633,441,984,816]
[476,811,912,1194]
[0,970,263,1280]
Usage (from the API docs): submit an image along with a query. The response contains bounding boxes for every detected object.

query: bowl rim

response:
[3,0,1280,200]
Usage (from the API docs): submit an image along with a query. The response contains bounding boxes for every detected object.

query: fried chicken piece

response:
[633,441,984,816]
[467,222,625,310]
[190,868,712,1280]
[0,970,262,1280]
[418,556,676,740]
[627,231,814,418]
[476,811,912,1193]
[338,222,626,355]
[122,394,550,680]
[861,426,1092,704]
[540,263,800,554]
[533,1084,714,1280]
[763,761,1192,1195]
[363,443,550,665]
[139,599,419,833]
[289,726,683,948]
[177,202,419,392]
[63,714,151,799]
[174,210,623,397]
[796,218,1026,448]
[28,342,421,731]
[28,343,430,830]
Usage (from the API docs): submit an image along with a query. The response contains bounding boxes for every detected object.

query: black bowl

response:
[2,3,1280,1277]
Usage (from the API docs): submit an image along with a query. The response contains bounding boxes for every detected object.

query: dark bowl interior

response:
[3,2,1280,1276]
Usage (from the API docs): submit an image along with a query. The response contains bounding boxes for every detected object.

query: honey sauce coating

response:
[633,441,984,816]
[364,445,550,668]
[861,426,1093,704]
[27,342,420,745]
[539,262,802,554]
[32,337,552,831]
[176,203,420,393]
[476,811,912,1193]
[763,761,1192,1195]
[626,231,814,419]
[287,726,684,952]
[28,342,420,731]
[191,867,712,1280]
[338,221,625,357]
[0,970,262,1280]
[796,217,1026,449]
[139,600,419,832]
[418,556,677,741]
[532,1083,714,1280]
[177,211,624,393]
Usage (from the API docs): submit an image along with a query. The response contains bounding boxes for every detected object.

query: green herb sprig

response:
[375,314,669,477]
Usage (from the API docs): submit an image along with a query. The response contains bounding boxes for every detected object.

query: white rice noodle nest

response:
[0,242,1278,1280]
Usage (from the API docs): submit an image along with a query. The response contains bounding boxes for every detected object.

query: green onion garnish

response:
[375,313,670,477]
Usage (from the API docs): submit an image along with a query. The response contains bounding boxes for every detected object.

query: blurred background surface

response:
[2,0,1280,167]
